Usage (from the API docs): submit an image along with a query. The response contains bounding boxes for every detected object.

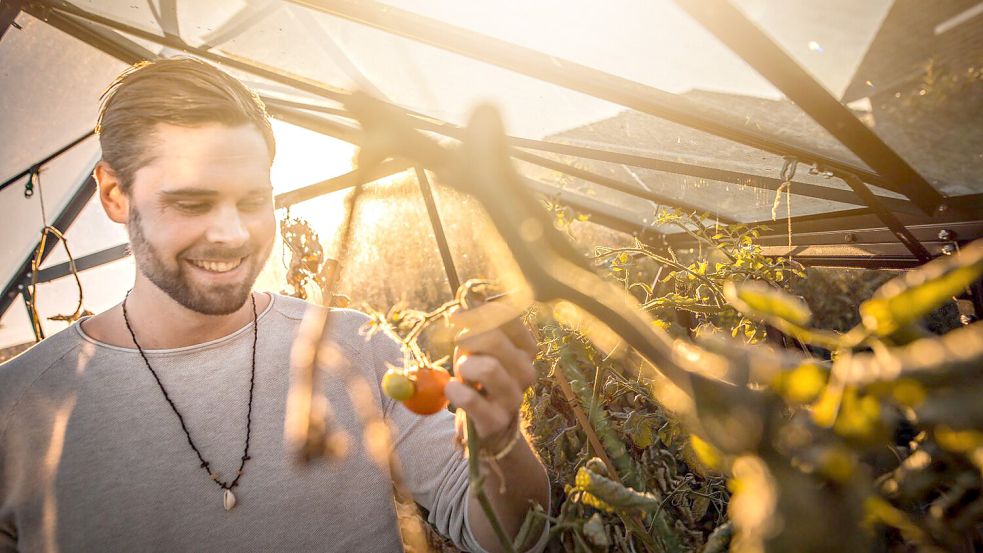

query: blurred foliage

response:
[283,181,983,551]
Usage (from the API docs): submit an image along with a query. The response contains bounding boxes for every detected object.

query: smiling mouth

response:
[187,257,244,273]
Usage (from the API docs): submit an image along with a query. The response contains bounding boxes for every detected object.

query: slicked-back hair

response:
[95,57,276,193]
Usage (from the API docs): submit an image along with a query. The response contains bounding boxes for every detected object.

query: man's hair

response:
[95,57,276,193]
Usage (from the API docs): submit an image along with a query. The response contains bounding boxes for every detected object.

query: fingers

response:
[455,354,523,412]
[444,380,512,438]
[454,329,535,389]
[450,302,538,357]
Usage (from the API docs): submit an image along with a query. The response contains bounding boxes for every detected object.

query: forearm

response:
[467,436,550,553]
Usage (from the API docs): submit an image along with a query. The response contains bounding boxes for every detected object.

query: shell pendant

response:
[223,488,237,511]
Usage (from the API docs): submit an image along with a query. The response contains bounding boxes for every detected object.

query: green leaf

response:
[859,240,983,336]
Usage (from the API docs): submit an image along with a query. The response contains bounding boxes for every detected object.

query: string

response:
[25,169,92,341]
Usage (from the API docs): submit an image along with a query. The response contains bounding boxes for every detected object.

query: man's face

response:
[124,122,275,315]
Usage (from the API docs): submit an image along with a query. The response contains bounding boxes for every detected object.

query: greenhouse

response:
[1,1,981,552]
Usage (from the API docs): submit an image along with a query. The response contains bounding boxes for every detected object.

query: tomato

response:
[382,369,415,401]
[402,367,451,415]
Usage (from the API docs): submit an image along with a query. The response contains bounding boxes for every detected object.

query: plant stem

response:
[595,247,725,306]
[466,417,518,553]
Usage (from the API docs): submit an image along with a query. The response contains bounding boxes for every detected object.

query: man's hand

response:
[443,301,538,452]
[442,300,549,552]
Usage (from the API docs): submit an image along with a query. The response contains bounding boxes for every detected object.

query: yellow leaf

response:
[890,378,925,408]
[725,280,812,327]
[935,425,983,453]
[773,363,827,403]
[690,434,723,471]
[860,240,983,336]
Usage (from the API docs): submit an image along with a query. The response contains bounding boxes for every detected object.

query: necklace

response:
[122,291,258,511]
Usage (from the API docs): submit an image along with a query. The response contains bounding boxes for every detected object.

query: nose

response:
[205,204,250,248]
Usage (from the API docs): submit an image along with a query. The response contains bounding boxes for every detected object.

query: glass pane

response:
[735,0,981,195]
[0,10,130,289]
[38,193,129,270]
[0,143,101,291]
[0,255,136,348]
[360,0,871,166]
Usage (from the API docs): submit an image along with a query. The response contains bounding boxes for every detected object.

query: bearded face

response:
[127,206,272,315]
[121,123,276,315]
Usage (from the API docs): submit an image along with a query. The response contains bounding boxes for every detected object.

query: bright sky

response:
[0,0,893,348]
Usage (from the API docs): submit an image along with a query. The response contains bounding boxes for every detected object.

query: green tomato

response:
[382,369,415,401]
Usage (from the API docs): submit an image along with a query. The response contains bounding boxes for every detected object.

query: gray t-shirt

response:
[0,293,500,552]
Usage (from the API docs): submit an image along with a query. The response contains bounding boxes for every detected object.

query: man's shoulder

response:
[269,292,373,331]
[0,325,83,432]
[266,293,396,361]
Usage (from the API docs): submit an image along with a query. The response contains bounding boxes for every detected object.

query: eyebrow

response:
[159,186,272,197]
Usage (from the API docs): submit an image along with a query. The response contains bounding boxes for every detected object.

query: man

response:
[0,58,549,552]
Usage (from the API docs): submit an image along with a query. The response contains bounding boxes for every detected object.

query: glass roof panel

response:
[57,1,905,181]
[361,0,871,166]
[733,0,982,195]
[0,11,130,291]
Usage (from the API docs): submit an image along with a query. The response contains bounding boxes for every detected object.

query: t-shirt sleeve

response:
[364,324,549,553]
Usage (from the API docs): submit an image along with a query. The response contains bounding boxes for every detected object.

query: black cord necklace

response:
[122,291,258,511]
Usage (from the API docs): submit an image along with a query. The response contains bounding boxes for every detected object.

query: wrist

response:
[479,413,522,461]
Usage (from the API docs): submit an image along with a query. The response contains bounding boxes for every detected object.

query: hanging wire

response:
[25,168,92,341]
[772,157,798,254]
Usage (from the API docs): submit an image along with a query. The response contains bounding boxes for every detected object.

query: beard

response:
[127,207,272,315]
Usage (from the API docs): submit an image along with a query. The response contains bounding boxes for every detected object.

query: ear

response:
[94,161,129,224]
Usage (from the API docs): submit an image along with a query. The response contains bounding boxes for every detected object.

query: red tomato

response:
[403,367,451,415]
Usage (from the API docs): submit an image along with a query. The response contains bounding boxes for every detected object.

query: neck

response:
[123,277,259,349]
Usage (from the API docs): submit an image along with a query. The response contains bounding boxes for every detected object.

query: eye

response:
[175,201,211,213]
[239,196,270,211]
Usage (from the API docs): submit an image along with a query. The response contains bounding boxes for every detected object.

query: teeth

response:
[190,258,243,273]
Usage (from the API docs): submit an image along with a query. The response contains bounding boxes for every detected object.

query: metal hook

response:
[779,156,798,183]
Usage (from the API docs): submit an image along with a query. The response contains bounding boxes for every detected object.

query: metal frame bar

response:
[0,0,21,42]
[0,171,98,321]
[415,167,461,293]
[839,172,931,261]
[0,131,95,193]
[274,158,410,209]
[34,243,130,284]
[509,138,920,215]
[31,3,153,64]
[674,0,944,214]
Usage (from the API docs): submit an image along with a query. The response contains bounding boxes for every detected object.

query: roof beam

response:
[0,0,21,42]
